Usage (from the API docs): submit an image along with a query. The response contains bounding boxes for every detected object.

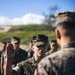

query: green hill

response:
[8,24,55,32]
[0,24,56,44]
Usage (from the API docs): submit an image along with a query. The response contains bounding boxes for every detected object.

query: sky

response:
[0,0,75,25]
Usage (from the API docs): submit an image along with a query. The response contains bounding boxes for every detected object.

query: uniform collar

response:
[61,41,75,50]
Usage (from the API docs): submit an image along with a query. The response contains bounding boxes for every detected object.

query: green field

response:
[0,25,56,45]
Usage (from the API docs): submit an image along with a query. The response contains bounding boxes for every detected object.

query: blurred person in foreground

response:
[46,40,58,56]
[3,34,49,75]
[34,11,75,75]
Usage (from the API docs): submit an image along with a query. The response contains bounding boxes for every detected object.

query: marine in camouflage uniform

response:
[11,36,28,67]
[1,37,28,67]
[3,34,49,75]
[34,11,75,75]
[1,48,28,67]
[0,37,28,75]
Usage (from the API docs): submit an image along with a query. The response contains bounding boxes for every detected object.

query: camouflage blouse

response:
[17,56,38,75]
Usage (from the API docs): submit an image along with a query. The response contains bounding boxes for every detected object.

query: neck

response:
[34,54,42,63]
[14,48,19,52]
[50,49,55,53]
[60,37,75,47]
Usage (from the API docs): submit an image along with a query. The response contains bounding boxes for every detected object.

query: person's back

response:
[36,47,75,75]
[34,11,75,75]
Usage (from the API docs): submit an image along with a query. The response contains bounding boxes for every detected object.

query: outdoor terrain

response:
[0,24,56,51]
[0,25,12,32]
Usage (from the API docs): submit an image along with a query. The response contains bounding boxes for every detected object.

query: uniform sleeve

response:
[17,61,33,75]
[22,62,33,75]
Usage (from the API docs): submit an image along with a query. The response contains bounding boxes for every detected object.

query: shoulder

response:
[35,47,75,75]
[17,57,34,67]
[39,47,75,67]
[17,57,35,75]
[19,48,26,52]
[19,48,28,54]
[46,51,51,56]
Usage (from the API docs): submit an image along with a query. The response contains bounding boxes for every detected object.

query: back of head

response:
[55,11,75,25]
[55,11,75,37]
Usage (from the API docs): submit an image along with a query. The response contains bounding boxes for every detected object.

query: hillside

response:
[0,24,56,45]
[0,25,12,32]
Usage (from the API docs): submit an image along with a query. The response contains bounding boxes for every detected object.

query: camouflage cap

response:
[50,40,56,46]
[32,34,48,46]
[11,36,20,44]
[54,11,75,24]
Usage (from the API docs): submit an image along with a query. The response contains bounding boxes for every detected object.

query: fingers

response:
[6,43,13,51]
[4,43,15,59]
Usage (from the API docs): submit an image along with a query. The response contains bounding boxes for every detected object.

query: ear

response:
[55,28,61,40]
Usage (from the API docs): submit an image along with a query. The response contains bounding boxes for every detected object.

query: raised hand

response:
[4,43,15,60]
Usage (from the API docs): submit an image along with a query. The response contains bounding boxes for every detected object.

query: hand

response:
[4,43,15,60]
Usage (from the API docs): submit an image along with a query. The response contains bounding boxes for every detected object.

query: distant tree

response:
[42,5,59,26]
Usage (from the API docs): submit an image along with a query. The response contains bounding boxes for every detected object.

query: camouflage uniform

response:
[46,50,57,56]
[34,12,75,75]
[0,51,3,57]
[0,48,28,75]
[15,56,38,75]
[1,48,28,67]
[12,48,28,67]
[34,42,75,75]
[1,48,28,71]
[12,34,48,75]
[46,50,52,56]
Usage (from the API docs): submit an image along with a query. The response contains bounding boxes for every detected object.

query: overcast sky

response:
[0,0,75,25]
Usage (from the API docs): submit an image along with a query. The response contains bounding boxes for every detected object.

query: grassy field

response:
[0,31,56,44]
[0,24,56,44]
